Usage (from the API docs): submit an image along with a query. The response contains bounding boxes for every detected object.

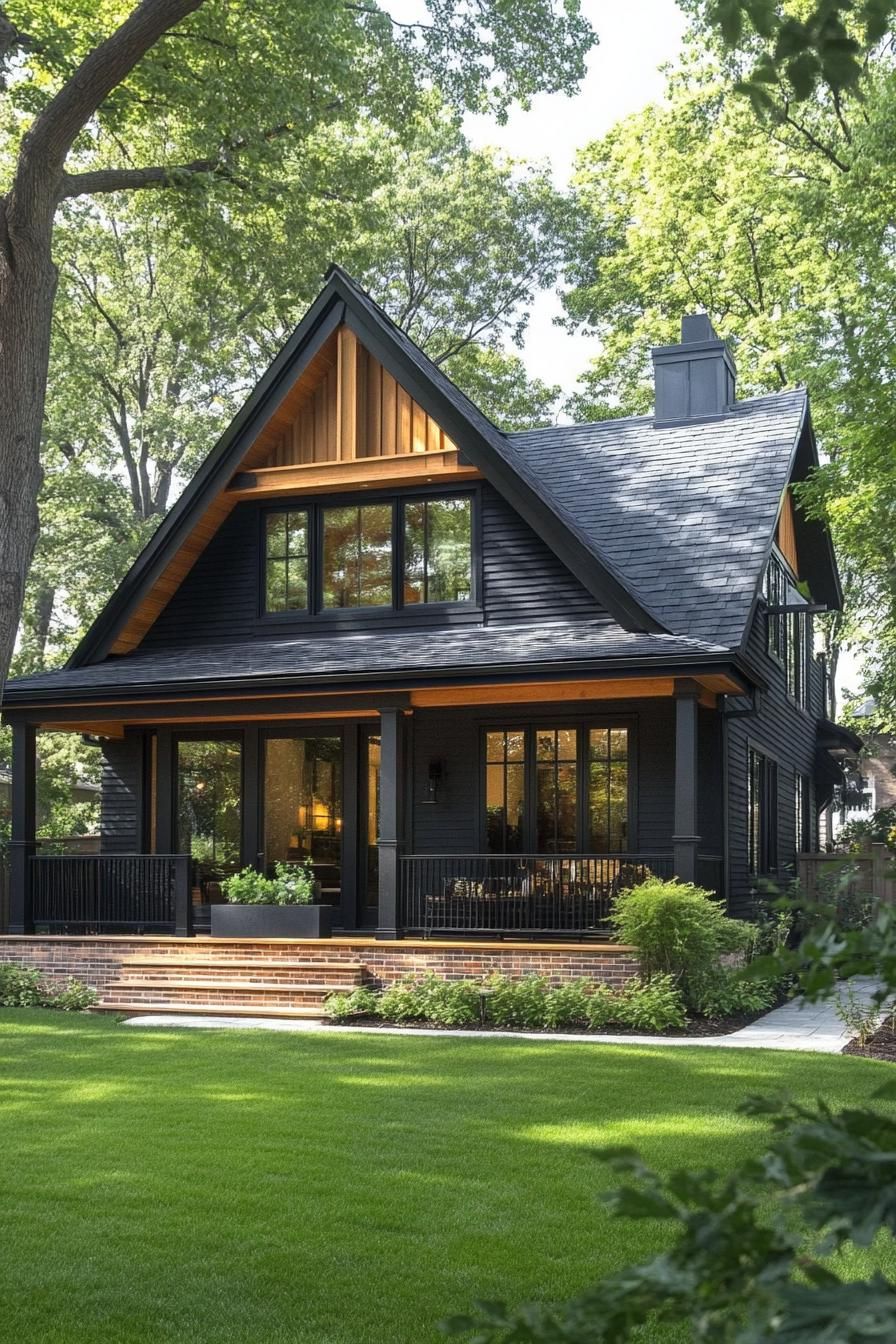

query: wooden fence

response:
[798,842,896,906]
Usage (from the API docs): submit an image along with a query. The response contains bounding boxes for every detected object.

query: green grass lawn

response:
[0,1010,891,1344]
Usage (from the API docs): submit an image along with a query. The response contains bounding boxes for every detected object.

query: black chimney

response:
[652,314,736,423]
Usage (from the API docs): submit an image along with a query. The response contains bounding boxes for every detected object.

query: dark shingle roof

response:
[508,389,808,648]
[3,620,728,701]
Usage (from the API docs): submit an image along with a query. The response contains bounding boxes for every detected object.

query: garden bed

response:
[324,1005,778,1037]
[843,1021,896,1063]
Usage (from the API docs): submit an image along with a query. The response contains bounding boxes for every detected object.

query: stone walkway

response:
[122,978,885,1053]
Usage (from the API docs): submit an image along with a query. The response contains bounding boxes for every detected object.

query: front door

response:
[262,734,344,905]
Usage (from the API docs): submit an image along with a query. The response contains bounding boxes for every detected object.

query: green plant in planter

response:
[221,860,316,905]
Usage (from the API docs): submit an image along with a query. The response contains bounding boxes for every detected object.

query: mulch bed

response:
[328,1009,768,1037]
[843,1021,896,1062]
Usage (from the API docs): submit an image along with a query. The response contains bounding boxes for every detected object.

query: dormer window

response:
[265,510,309,612]
[322,503,393,609]
[404,496,472,604]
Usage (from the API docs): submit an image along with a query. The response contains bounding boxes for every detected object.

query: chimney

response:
[651,314,736,423]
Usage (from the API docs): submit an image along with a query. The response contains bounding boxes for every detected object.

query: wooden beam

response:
[337,326,359,462]
[408,677,728,709]
[226,449,482,498]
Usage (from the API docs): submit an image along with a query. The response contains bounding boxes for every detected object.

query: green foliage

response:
[835,982,881,1047]
[615,975,688,1032]
[484,975,550,1030]
[584,984,618,1030]
[324,986,380,1023]
[610,877,749,1002]
[691,967,778,1019]
[543,980,594,1029]
[835,806,896,852]
[0,964,96,1010]
[373,974,481,1027]
[221,860,315,905]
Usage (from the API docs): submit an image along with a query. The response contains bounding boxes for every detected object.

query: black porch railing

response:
[399,852,675,938]
[30,854,192,935]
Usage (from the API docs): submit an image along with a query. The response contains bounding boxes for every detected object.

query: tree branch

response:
[59,158,229,198]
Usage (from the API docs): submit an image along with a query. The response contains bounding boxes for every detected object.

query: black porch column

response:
[241,725,261,869]
[9,720,36,934]
[376,707,403,940]
[155,729,174,854]
[672,680,700,884]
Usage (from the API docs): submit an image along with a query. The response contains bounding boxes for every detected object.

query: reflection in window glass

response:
[485,730,525,853]
[176,739,242,873]
[588,728,628,851]
[322,504,392,608]
[265,510,308,612]
[404,497,472,604]
[535,728,578,853]
[264,736,343,893]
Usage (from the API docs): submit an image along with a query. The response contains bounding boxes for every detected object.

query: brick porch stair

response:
[95,952,370,1018]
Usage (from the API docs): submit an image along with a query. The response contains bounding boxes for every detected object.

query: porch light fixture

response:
[421,759,444,805]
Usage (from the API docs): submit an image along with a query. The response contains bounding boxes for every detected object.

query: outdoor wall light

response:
[421,759,444,805]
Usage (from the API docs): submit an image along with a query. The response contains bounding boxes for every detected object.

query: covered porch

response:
[4,669,736,942]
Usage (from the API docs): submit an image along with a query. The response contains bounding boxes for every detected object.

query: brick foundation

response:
[0,935,640,998]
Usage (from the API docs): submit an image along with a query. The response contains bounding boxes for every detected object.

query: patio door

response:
[175,736,243,917]
[263,735,344,905]
[358,728,381,928]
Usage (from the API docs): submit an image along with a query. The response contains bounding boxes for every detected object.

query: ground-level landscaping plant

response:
[0,963,97,1011]
[221,860,315,905]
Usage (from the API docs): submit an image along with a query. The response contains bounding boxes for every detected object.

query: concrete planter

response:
[211,901,334,939]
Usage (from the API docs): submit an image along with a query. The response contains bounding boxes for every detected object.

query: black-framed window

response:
[748,746,778,875]
[764,551,811,709]
[484,723,631,855]
[404,496,473,604]
[485,729,526,853]
[175,736,243,874]
[265,510,309,613]
[322,503,393,609]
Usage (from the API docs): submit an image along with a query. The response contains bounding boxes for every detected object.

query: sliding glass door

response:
[175,736,243,903]
[263,735,343,902]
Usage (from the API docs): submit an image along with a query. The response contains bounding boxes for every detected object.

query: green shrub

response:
[44,978,99,1012]
[615,975,687,1032]
[0,964,45,1007]
[221,860,315,905]
[325,986,380,1022]
[544,980,594,1029]
[691,969,777,1019]
[484,975,550,1029]
[423,979,480,1028]
[611,877,749,1000]
[376,977,432,1023]
[584,984,618,1029]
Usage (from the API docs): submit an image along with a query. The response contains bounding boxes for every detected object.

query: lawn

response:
[0,1011,890,1344]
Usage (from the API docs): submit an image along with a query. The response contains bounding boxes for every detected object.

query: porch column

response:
[154,729,174,854]
[376,707,403,940]
[672,680,700,884]
[9,720,36,934]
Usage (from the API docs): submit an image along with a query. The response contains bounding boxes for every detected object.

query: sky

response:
[462,0,689,398]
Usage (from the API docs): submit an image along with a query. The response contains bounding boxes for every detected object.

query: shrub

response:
[325,986,380,1022]
[544,980,594,1030]
[44,978,98,1012]
[835,983,881,1048]
[423,979,480,1028]
[0,965,45,1007]
[484,975,550,1030]
[615,975,687,1032]
[376,977,433,1023]
[692,969,777,1019]
[222,860,316,905]
[584,984,618,1029]
[611,877,748,1001]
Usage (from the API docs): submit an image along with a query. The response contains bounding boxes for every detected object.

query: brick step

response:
[102,982,340,1008]
[94,1001,325,1020]
[112,976,356,996]
[121,955,366,976]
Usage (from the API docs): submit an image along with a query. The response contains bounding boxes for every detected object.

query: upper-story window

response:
[262,492,475,617]
[764,551,810,710]
[322,504,393,609]
[404,496,472,604]
[265,510,309,613]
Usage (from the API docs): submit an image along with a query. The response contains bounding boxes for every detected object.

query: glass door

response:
[263,735,343,903]
[359,730,381,928]
[175,736,243,917]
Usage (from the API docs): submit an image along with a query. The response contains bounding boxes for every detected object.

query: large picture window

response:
[265,510,308,613]
[748,746,778,875]
[322,503,393,608]
[176,738,242,877]
[404,496,472,604]
[484,723,630,854]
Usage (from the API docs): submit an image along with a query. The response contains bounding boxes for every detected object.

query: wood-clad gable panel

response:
[776,486,799,576]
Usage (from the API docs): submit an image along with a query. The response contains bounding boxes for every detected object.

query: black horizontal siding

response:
[726,610,819,917]
[140,486,607,651]
[100,735,143,854]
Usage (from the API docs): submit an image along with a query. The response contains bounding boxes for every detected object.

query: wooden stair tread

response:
[95,1001,325,1019]
[111,977,354,993]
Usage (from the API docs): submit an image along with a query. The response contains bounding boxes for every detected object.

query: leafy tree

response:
[446,903,896,1341]
[0,0,594,698]
[563,33,896,718]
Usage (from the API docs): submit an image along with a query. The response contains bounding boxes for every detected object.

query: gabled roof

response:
[69,267,667,669]
[508,389,840,650]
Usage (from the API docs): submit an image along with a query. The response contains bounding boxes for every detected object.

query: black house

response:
[2,269,858,942]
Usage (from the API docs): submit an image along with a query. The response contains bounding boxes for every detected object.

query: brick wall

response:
[0,936,639,996]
